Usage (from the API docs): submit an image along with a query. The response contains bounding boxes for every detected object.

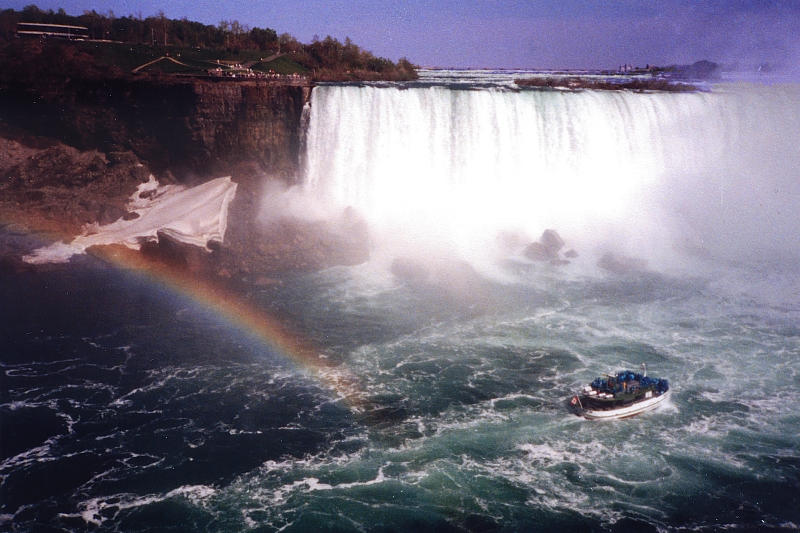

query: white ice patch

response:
[23,176,238,264]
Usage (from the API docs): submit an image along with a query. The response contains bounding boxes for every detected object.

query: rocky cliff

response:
[1,76,311,179]
[0,76,370,279]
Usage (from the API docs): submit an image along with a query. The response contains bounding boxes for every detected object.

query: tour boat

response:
[570,364,670,420]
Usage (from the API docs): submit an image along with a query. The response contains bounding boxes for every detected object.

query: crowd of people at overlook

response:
[206,66,307,80]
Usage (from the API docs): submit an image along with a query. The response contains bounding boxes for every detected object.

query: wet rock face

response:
[180,81,308,178]
[1,78,309,179]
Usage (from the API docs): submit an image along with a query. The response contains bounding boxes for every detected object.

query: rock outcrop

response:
[0,137,153,236]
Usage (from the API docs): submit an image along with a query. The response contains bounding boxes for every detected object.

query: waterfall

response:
[302,82,800,266]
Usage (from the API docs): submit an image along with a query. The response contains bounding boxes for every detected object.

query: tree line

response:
[0,5,417,80]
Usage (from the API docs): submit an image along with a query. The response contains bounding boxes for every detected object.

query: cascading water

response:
[303,80,800,269]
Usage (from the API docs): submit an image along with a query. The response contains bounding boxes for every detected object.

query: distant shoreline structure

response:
[511,60,720,92]
[412,61,721,92]
[418,60,722,83]
[514,76,701,92]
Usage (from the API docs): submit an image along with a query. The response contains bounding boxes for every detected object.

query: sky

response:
[7,0,800,70]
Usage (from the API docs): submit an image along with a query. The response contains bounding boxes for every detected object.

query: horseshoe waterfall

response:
[303,80,800,270]
[3,73,799,532]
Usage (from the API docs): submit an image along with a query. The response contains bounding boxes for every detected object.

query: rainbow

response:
[1,165,366,411]
[91,245,365,409]
[0,208,366,410]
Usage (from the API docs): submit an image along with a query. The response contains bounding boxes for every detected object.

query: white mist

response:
[301,80,800,273]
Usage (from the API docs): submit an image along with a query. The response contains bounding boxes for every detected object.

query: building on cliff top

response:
[17,22,89,40]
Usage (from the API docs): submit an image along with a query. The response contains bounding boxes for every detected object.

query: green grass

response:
[178,48,265,63]
[251,56,308,75]
[140,58,200,74]
[72,41,281,73]
[75,41,161,71]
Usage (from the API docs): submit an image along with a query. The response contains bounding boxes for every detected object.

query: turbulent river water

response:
[2,71,800,532]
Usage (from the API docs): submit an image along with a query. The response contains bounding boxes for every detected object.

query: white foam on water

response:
[0,443,55,471]
[69,485,217,526]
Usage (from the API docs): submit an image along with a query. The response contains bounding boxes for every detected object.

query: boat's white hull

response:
[580,390,670,420]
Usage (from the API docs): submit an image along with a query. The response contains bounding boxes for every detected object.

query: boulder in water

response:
[523,229,571,265]
[540,229,565,254]
[523,241,553,261]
